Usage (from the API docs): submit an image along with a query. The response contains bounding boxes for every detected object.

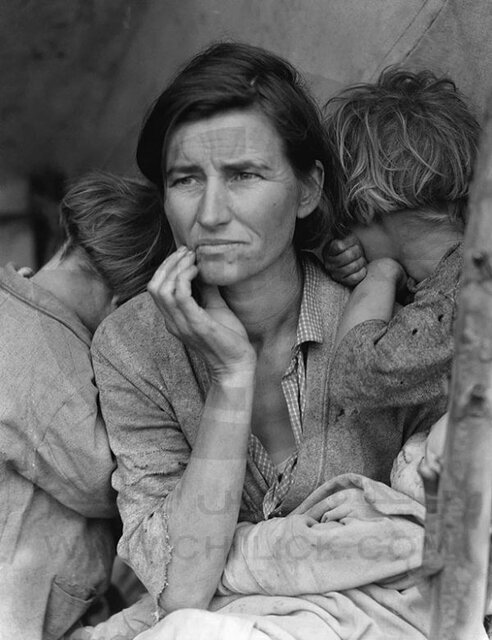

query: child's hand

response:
[13,265,34,278]
[419,412,448,508]
[322,233,367,287]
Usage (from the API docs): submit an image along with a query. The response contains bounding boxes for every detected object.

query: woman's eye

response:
[172,176,196,187]
[233,172,260,182]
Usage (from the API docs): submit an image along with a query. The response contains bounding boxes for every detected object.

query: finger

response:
[325,246,364,269]
[148,246,191,290]
[418,459,440,513]
[338,267,367,286]
[155,244,189,275]
[332,256,367,276]
[158,249,195,285]
[148,250,196,301]
[328,267,367,288]
[150,287,189,332]
[199,284,228,311]
[161,261,200,322]
[149,255,197,330]
[324,234,359,257]
[419,457,442,485]
[16,266,34,277]
[304,503,329,521]
[321,504,350,522]
[304,493,343,520]
[174,264,200,300]
[174,274,230,342]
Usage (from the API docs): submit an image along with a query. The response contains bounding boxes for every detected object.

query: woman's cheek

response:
[165,214,187,246]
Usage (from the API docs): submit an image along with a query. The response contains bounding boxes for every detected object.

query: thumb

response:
[199,284,227,310]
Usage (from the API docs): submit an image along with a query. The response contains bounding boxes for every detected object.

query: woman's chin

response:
[197,262,244,287]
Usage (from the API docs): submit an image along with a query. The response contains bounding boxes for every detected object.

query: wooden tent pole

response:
[424,97,492,639]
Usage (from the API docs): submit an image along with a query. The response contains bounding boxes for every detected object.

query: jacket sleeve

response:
[328,283,456,409]
[91,325,191,602]
[36,384,117,519]
[3,369,117,520]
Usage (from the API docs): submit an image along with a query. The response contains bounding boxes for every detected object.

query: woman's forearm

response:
[160,370,255,612]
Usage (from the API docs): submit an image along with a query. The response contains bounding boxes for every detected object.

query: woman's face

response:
[163,108,321,286]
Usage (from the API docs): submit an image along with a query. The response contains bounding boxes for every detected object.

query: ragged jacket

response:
[0,265,117,640]
[92,256,447,601]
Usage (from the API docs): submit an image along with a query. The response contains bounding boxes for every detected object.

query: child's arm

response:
[334,258,406,351]
[329,250,460,410]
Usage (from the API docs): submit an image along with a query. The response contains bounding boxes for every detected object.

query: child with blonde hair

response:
[322,68,480,410]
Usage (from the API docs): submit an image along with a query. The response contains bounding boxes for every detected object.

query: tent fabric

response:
[304,0,491,119]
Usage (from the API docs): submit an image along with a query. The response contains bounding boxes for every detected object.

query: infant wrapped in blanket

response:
[73,415,487,640]
[129,415,489,640]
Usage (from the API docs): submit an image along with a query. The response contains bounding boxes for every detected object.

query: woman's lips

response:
[195,240,243,253]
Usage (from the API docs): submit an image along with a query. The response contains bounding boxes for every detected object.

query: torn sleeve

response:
[329,286,456,409]
[92,334,191,602]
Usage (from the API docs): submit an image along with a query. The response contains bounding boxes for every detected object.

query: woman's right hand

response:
[148,246,256,381]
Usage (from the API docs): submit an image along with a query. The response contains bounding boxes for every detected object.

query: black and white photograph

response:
[1,2,492,638]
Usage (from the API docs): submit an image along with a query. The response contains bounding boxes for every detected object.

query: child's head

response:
[390,413,448,503]
[324,68,480,237]
[60,172,173,305]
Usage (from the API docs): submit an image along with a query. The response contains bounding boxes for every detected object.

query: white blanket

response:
[136,474,484,639]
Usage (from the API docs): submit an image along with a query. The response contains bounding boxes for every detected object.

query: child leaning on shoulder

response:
[322,67,480,414]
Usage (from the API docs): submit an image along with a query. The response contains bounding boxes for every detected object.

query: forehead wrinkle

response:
[168,124,281,167]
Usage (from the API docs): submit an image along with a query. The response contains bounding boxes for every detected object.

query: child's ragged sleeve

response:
[328,284,455,409]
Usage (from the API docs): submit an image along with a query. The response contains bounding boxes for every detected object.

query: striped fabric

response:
[248,259,324,519]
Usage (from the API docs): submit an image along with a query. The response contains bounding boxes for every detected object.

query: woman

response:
[92,43,446,619]
[0,172,171,640]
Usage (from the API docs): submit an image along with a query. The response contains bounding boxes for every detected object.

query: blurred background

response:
[1,0,491,270]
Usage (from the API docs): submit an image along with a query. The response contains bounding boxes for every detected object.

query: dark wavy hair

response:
[136,41,337,250]
[60,172,173,304]
[324,68,481,235]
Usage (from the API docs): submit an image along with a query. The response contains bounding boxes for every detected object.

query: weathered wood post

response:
[424,97,492,638]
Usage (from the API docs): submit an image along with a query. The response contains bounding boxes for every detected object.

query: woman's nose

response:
[196,179,231,228]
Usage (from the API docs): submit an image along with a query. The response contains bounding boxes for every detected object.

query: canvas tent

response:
[1,0,491,180]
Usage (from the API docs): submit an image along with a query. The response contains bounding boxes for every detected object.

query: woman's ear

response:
[110,293,120,310]
[297,160,324,220]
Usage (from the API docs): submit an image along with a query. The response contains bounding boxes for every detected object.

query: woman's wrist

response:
[209,355,257,386]
[211,368,256,392]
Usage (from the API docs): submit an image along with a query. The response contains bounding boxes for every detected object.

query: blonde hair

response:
[324,68,480,235]
[60,172,173,304]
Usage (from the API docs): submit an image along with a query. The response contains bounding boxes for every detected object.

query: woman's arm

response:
[164,373,254,611]
[93,334,255,614]
[93,248,257,613]
[218,480,426,597]
[147,248,257,612]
